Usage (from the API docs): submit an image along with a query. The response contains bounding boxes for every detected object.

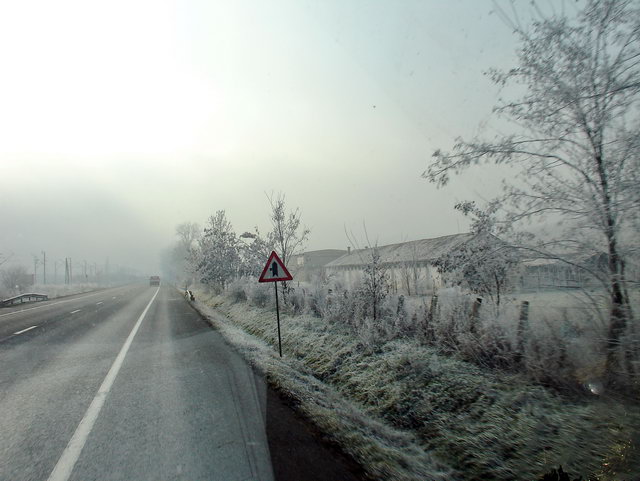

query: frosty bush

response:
[248,282,272,308]
[227,280,247,304]
[304,291,322,317]
[355,249,389,321]
[304,282,329,318]
[216,255,635,392]
[285,287,305,315]
[392,295,413,337]
[324,289,358,326]
[356,317,381,348]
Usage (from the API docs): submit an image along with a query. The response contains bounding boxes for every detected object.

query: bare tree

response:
[424,0,640,379]
[161,222,202,287]
[357,248,389,321]
[434,202,520,308]
[265,192,310,301]
[344,225,389,321]
[0,252,13,268]
[175,222,201,255]
[266,192,310,267]
[2,265,29,293]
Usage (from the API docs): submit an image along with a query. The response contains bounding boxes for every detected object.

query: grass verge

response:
[192,289,640,481]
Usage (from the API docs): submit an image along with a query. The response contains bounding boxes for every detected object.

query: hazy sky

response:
[0,0,547,274]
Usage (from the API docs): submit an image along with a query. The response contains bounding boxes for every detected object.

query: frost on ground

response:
[192,288,639,481]
[193,291,452,481]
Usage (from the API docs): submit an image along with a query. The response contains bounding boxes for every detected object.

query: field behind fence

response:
[282,280,640,391]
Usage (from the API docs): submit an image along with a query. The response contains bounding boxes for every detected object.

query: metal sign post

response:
[274,282,282,357]
[258,251,293,357]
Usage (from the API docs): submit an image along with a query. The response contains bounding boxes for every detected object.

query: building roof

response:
[301,249,348,257]
[325,233,475,269]
[289,249,349,269]
[289,249,348,261]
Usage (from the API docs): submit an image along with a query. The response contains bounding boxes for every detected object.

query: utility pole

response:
[42,251,46,284]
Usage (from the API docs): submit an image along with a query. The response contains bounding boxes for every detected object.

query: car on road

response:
[149,276,160,286]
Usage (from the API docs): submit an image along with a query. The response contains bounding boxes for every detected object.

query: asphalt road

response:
[0,285,364,481]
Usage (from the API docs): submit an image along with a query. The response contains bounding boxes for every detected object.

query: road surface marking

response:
[0,291,105,318]
[112,296,116,299]
[14,326,38,335]
[46,288,160,481]
[70,309,82,314]
[96,302,103,306]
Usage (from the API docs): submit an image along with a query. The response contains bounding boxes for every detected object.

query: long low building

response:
[324,233,475,295]
[289,249,348,282]
[323,234,639,296]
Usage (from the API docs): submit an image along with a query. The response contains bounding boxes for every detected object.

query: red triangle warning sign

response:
[258,251,293,283]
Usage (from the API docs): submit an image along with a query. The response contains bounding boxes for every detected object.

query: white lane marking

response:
[14,325,38,335]
[46,288,160,481]
[70,309,82,314]
[112,297,116,299]
[96,302,103,306]
[0,291,105,318]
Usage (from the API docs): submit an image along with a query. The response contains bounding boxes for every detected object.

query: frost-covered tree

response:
[357,248,389,321]
[434,202,520,307]
[175,221,201,286]
[239,228,270,277]
[266,192,310,300]
[159,245,182,285]
[399,242,422,296]
[160,222,202,287]
[1,264,29,293]
[424,0,640,379]
[0,252,12,268]
[175,222,200,255]
[266,192,310,267]
[197,210,240,289]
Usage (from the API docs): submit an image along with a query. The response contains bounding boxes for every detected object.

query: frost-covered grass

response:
[193,290,452,481]
[346,286,639,391]
[194,285,640,481]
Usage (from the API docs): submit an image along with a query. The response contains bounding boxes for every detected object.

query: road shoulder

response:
[182,291,370,481]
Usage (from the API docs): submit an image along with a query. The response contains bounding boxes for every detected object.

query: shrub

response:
[285,287,305,315]
[248,282,272,308]
[227,280,247,304]
[325,289,357,325]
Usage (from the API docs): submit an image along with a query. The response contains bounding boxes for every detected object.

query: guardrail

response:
[0,293,49,307]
